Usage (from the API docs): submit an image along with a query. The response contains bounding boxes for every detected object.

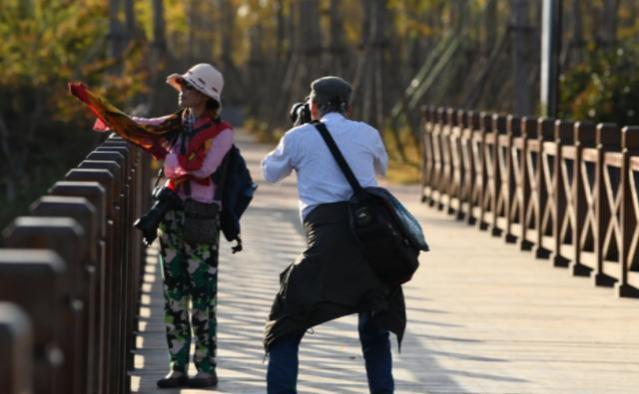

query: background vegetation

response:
[1,0,638,228]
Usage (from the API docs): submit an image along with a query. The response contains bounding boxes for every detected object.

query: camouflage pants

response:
[158,209,219,373]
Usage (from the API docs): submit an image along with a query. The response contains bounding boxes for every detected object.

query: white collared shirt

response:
[262,112,388,219]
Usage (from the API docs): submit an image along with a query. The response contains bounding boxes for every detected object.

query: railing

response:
[0,134,152,394]
[421,107,639,298]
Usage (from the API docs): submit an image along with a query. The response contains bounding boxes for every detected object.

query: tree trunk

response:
[373,0,389,127]
[570,0,584,65]
[108,0,124,62]
[450,0,466,32]
[151,0,166,51]
[484,0,497,56]
[18,0,34,18]
[328,0,347,76]
[276,0,286,65]
[355,0,374,125]
[186,0,210,61]
[298,0,322,85]
[124,0,136,42]
[262,0,289,130]
[362,0,407,160]
[600,0,620,46]
[247,24,264,116]
[0,114,16,202]
[218,0,242,104]
[187,0,196,61]
[150,0,170,114]
[511,0,533,116]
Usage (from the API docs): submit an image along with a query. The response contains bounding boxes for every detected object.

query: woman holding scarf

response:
[70,63,232,389]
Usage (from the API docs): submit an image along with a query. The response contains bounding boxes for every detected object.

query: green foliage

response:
[560,42,639,125]
[0,0,149,228]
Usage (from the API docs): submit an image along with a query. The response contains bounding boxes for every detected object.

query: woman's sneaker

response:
[188,370,218,388]
[156,370,188,388]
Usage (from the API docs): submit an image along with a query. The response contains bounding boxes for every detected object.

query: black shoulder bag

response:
[313,122,428,286]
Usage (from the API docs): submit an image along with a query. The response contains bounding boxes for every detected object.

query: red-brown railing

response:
[0,134,152,394]
[421,107,639,298]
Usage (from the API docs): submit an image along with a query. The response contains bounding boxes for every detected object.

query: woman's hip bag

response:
[183,199,220,244]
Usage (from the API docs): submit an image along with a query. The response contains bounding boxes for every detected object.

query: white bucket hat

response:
[166,63,224,103]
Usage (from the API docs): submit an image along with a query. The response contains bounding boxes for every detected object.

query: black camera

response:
[290,102,311,126]
[134,186,183,246]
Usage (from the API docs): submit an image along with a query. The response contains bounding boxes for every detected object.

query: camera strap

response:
[176,112,217,200]
[183,175,192,198]
[180,113,196,199]
[178,131,193,199]
[153,168,164,189]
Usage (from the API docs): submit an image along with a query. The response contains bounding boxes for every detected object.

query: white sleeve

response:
[262,132,295,183]
[372,130,388,176]
[132,115,173,126]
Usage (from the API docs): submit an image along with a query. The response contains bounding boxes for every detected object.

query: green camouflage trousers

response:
[158,209,219,373]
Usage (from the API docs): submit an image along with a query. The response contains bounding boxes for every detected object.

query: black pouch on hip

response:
[183,198,220,244]
[179,129,220,245]
[182,171,220,244]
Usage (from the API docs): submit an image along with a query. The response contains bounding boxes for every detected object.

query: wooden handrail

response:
[421,107,639,298]
[0,134,152,394]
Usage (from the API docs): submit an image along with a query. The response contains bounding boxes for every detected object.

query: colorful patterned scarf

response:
[68,82,181,159]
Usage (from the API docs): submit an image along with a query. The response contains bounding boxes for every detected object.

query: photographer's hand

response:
[290,102,312,126]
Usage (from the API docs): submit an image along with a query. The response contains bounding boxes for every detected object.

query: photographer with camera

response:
[262,76,406,394]
[69,63,232,389]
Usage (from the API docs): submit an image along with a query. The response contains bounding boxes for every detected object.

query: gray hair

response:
[311,94,349,116]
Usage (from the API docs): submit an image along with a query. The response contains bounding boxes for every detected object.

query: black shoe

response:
[157,371,188,388]
[188,370,218,388]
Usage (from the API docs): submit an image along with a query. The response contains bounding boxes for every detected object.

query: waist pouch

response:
[183,199,220,244]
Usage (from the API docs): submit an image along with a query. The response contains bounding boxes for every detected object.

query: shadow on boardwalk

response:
[130,130,639,394]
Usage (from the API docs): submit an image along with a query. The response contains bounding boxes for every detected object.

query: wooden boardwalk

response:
[130,131,639,394]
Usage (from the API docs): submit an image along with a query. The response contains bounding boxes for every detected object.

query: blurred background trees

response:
[1,0,638,226]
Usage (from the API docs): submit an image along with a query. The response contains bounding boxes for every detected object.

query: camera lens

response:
[290,102,305,124]
[134,187,182,245]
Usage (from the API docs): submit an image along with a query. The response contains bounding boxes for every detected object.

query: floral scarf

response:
[68,82,182,160]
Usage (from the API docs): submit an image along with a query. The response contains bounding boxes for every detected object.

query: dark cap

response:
[310,76,352,105]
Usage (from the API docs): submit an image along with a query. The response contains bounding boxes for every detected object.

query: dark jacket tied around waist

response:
[264,202,406,350]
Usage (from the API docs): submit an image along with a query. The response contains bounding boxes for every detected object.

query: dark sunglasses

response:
[177,78,196,91]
